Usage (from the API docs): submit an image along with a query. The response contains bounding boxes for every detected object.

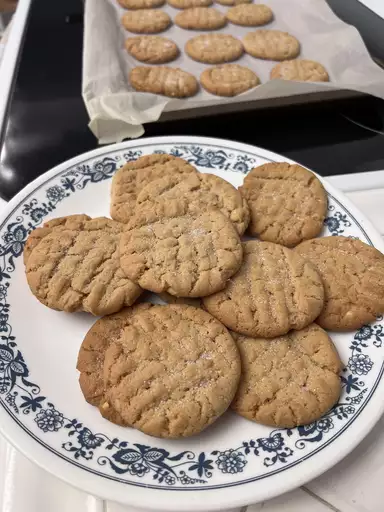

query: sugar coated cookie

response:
[243,29,300,60]
[200,63,259,96]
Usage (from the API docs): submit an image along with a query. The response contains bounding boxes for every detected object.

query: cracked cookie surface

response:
[239,162,327,247]
[25,217,142,315]
[136,172,250,235]
[175,7,226,30]
[110,154,197,223]
[226,4,273,26]
[125,36,179,64]
[203,241,324,337]
[120,201,243,297]
[243,30,300,60]
[122,10,171,33]
[186,34,244,64]
[295,236,384,330]
[271,59,329,82]
[79,303,241,437]
[200,64,259,97]
[231,324,342,428]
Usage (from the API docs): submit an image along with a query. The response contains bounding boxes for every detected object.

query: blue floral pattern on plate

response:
[0,142,383,490]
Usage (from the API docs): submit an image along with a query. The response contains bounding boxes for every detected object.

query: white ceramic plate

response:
[0,136,384,511]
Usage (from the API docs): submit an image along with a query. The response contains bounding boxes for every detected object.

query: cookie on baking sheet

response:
[203,241,324,337]
[78,303,241,437]
[231,324,342,428]
[25,217,142,316]
[110,154,198,223]
[120,201,243,297]
[168,0,212,8]
[23,214,91,265]
[226,4,273,26]
[271,59,329,82]
[239,162,327,247]
[122,10,171,34]
[294,236,384,331]
[243,30,300,60]
[175,7,226,30]
[136,172,250,235]
[200,64,259,97]
[186,34,244,64]
[130,66,198,97]
[118,0,165,9]
[125,36,179,64]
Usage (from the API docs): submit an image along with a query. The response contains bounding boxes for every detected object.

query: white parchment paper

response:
[82,0,384,143]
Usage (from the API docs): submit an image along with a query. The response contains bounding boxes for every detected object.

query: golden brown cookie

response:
[203,241,324,337]
[158,291,203,308]
[239,162,327,247]
[125,36,179,64]
[23,214,91,266]
[175,7,226,30]
[243,30,300,60]
[25,217,142,316]
[186,34,244,64]
[136,172,250,235]
[231,324,342,428]
[216,0,251,4]
[200,64,259,96]
[120,201,243,297]
[110,154,198,223]
[118,0,165,9]
[295,236,384,331]
[226,4,273,26]
[78,303,241,437]
[122,10,171,34]
[168,0,212,8]
[130,66,198,97]
[271,59,329,82]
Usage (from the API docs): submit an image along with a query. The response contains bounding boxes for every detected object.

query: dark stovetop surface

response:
[1,0,384,202]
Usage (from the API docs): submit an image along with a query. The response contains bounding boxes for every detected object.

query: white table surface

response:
[0,171,384,512]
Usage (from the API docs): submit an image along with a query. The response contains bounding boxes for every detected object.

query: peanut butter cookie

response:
[203,241,324,337]
[175,7,226,30]
[120,201,243,297]
[271,59,329,82]
[136,172,250,235]
[118,0,165,9]
[130,66,198,97]
[295,236,384,330]
[239,162,327,247]
[243,30,300,60]
[186,33,244,64]
[200,64,259,96]
[216,0,251,5]
[125,36,179,64]
[232,324,342,428]
[122,10,171,34]
[26,217,142,315]
[168,0,212,8]
[110,154,197,223]
[226,4,273,26]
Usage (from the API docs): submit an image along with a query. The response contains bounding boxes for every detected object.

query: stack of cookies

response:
[117,0,330,98]
[24,154,384,439]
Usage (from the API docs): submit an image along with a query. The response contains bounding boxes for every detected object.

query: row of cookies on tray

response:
[23,154,384,438]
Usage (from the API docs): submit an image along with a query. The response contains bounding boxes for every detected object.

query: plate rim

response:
[0,135,383,511]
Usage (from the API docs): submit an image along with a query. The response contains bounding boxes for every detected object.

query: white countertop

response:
[0,172,384,512]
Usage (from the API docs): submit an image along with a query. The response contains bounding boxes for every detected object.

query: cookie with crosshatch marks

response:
[122,10,171,34]
[203,240,324,337]
[125,36,179,64]
[271,59,329,82]
[243,30,300,60]
[78,303,241,437]
[136,171,250,234]
[120,200,243,297]
[294,236,384,331]
[185,34,244,64]
[239,162,327,247]
[226,4,273,26]
[25,216,142,316]
[110,154,198,223]
[130,66,198,97]
[175,7,226,30]
[231,324,342,428]
[200,64,259,96]
[118,0,165,8]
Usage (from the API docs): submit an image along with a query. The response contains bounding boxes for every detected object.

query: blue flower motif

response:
[165,475,176,485]
[0,314,8,332]
[1,223,27,257]
[324,216,339,233]
[35,406,64,432]
[30,207,48,223]
[129,462,150,477]
[89,158,116,182]
[341,374,362,394]
[20,395,45,412]
[355,325,373,341]
[46,185,66,203]
[258,433,284,452]
[316,417,334,433]
[215,449,247,474]
[233,161,249,173]
[348,353,373,376]
[77,428,104,449]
